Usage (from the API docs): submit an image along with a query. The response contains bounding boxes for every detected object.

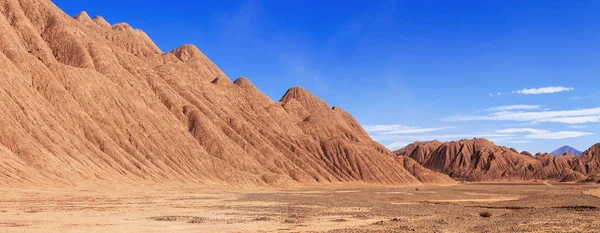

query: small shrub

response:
[253,216,270,221]
[372,220,386,225]
[390,217,407,222]
[331,218,348,222]
[479,211,492,218]
[283,219,300,224]
[187,218,205,224]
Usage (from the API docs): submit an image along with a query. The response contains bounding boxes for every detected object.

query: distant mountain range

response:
[394,140,600,182]
[551,146,583,156]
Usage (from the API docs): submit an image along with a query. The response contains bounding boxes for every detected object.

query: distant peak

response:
[279,86,330,110]
[233,77,255,89]
[74,11,92,22]
[279,86,331,112]
[550,145,582,156]
[92,16,111,28]
[169,44,203,62]
[111,22,133,31]
[211,76,230,86]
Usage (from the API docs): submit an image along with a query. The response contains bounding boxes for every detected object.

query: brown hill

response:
[395,138,541,181]
[572,143,600,181]
[0,0,453,187]
[394,139,600,182]
[396,140,600,182]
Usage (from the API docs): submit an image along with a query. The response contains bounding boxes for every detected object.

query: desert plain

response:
[1,182,599,233]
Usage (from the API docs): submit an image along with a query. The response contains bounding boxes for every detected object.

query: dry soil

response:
[1,182,599,232]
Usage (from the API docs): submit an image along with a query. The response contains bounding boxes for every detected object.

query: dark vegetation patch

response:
[552,205,597,211]
[253,216,270,221]
[148,216,206,223]
[467,205,533,210]
[331,218,348,222]
[390,217,407,222]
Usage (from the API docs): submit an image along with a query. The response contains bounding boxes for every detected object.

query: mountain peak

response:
[92,15,111,28]
[279,86,330,111]
[551,146,582,156]
[169,44,203,62]
[74,11,92,22]
[233,77,256,89]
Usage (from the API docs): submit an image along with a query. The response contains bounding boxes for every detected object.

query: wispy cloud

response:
[514,86,574,95]
[536,116,600,124]
[505,140,532,144]
[444,107,600,124]
[570,125,588,129]
[485,105,541,112]
[386,142,413,150]
[366,124,517,150]
[364,125,455,134]
[380,133,513,150]
[494,128,593,140]
[382,133,513,150]
[495,128,548,134]
[526,131,593,139]
[371,133,514,145]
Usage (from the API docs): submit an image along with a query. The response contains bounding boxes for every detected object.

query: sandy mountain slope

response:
[0,0,453,187]
[396,139,600,182]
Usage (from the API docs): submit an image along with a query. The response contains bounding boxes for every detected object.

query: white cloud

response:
[570,125,588,129]
[372,133,513,143]
[526,131,593,139]
[364,125,455,134]
[488,93,495,97]
[494,128,593,140]
[386,142,412,150]
[495,128,549,134]
[506,140,532,144]
[536,116,600,124]
[444,107,600,124]
[515,86,574,95]
[485,105,541,112]
[377,132,515,150]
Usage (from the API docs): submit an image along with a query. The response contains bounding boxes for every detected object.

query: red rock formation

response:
[0,0,453,187]
[571,143,600,177]
[520,151,533,157]
[396,140,600,182]
[395,139,541,181]
[534,153,584,180]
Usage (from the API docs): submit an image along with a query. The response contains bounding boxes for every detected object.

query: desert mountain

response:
[550,146,583,156]
[0,0,454,187]
[571,143,600,182]
[394,139,541,181]
[395,139,600,182]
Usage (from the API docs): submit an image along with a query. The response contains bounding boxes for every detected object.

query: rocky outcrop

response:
[395,139,600,182]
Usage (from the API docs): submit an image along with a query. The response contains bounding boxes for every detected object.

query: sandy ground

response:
[584,188,600,198]
[0,182,599,232]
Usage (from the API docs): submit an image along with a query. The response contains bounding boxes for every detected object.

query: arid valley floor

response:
[1,183,599,232]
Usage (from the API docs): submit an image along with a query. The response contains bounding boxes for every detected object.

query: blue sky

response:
[54,0,600,153]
